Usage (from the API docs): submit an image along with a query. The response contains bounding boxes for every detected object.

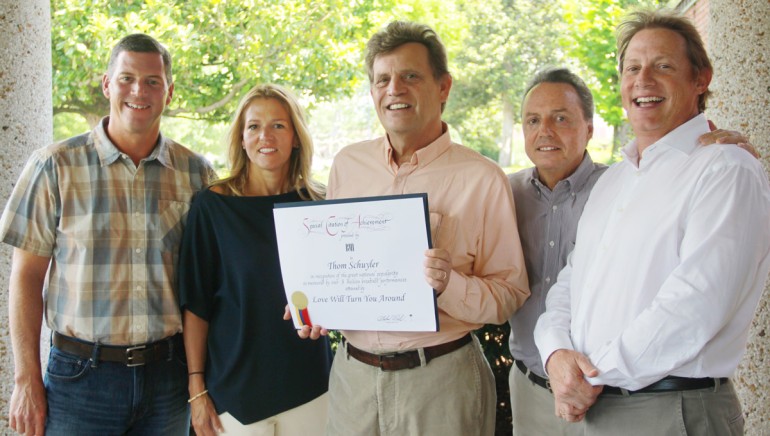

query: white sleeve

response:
[534,250,577,374]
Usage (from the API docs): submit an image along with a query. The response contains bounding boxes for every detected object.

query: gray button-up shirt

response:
[507,153,606,377]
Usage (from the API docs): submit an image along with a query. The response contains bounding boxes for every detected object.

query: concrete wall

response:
[707,0,770,433]
[0,0,52,432]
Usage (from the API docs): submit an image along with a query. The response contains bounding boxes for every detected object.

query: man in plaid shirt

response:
[0,34,214,435]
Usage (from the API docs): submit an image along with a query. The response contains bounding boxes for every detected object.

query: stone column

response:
[708,0,770,434]
[0,0,52,431]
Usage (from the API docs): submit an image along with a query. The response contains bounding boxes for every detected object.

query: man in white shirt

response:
[534,9,770,435]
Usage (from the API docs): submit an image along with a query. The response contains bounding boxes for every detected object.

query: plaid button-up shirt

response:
[0,118,215,345]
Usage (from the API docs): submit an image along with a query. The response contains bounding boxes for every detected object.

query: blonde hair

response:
[212,84,324,200]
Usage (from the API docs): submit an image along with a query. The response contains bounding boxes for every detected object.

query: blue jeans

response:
[44,343,190,435]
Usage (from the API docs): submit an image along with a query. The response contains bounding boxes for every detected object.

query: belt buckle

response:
[126,344,147,367]
[377,352,399,370]
[377,351,419,371]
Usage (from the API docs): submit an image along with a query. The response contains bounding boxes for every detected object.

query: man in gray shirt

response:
[507,67,605,436]
[506,67,753,435]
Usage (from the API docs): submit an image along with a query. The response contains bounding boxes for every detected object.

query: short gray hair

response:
[522,67,594,120]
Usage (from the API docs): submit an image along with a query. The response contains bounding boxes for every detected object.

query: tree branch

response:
[166,76,251,117]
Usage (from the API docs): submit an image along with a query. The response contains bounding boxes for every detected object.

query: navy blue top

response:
[178,188,332,424]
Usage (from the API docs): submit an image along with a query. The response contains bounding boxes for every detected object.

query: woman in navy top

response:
[179,84,332,435]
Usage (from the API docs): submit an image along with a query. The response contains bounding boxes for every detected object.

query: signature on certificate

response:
[377,314,406,323]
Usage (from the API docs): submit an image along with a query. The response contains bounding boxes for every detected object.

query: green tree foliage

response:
[560,0,659,151]
[51,0,392,125]
[443,0,565,163]
[561,0,626,128]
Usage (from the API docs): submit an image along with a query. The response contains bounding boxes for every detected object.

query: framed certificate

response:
[274,193,438,331]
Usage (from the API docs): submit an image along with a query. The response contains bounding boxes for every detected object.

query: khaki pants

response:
[219,393,328,436]
[509,361,584,436]
[584,380,744,436]
[326,335,495,436]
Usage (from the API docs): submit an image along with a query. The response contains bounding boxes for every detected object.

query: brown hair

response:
[365,21,449,83]
[617,9,712,112]
[108,34,173,85]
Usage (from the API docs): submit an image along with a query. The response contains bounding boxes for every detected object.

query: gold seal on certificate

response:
[274,194,438,332]
[291,291,312,327]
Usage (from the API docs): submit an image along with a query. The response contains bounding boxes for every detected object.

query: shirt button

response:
[135,248,142,254]
[549,241,555,247]
[552,205,558,211]
[135,285,142,291]
[545,277,551,283]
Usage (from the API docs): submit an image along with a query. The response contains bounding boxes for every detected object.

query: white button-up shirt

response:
[534,114,770,390]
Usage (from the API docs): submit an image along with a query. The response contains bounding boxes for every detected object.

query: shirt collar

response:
[381,122,452,169]
[93,116,174,169]
[529,151,597,194]
[621,113,709,164]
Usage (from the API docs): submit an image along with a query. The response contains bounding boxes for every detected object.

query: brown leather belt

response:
[602,376,729,395]
[346,334,473,371]
[53,332,179,367]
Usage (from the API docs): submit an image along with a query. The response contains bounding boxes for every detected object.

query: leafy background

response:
[51,1,660,433]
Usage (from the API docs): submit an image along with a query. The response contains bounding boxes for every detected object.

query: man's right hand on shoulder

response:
[283,305,328,339]
[9,375,47,435]
[545,349,603,422]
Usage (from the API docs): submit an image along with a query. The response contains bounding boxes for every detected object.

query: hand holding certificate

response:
[274,194,438,332]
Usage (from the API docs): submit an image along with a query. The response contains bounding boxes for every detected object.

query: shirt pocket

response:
[428,212,458,251]
[158,199,191,253]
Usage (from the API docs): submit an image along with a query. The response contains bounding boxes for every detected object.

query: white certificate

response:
[274,194,438,332]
